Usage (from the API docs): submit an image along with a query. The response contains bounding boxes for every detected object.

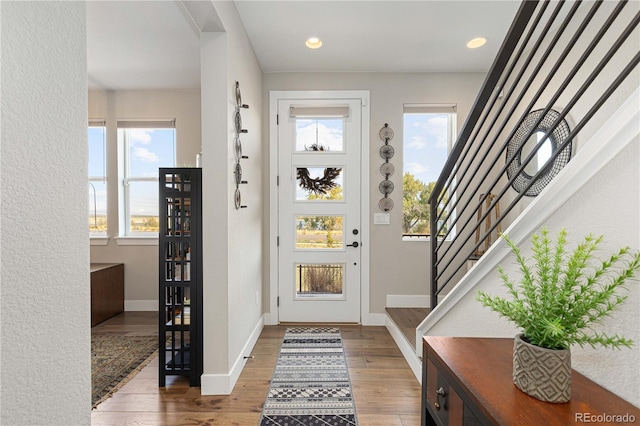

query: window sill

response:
[402,236,430,242]
[90,236,109,246]
[114,236,158,246]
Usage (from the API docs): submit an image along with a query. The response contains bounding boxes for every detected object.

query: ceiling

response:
[87,1,521,90]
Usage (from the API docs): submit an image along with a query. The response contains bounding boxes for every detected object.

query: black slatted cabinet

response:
[158,167,202,387]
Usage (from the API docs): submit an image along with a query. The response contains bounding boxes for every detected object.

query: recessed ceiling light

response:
[467,37,487,49]
[305,37,323,49]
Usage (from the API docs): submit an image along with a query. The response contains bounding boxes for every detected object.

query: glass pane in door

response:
[294,263,345,298]
[295,118,344,152]
[296,167,343,200]
[295,215,344,249]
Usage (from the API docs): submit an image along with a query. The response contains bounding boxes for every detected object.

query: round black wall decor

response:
[506,109,571,197]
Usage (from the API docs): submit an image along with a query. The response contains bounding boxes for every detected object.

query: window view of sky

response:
[295,118,344,152]
[126,128,175,217]
[403,113,449,184]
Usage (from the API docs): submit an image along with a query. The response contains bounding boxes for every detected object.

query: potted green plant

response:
[476,228,640,403]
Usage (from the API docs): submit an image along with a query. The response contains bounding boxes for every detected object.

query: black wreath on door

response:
[297,143,342,195]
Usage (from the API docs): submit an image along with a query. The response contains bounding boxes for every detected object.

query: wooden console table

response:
[90,263,124,326]
[422,336,639,425]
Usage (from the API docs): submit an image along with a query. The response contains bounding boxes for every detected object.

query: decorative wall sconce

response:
[378,123,395,211]
[234,81,249,210]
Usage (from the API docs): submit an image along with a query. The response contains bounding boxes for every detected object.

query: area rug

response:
[260,327,357,425]
[91,335,158,408]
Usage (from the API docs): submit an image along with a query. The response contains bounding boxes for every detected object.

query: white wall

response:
[262,73,485,315]
[88,90,201,309]
[1,2,91,424]
[421,90,640,406]
[199,1,263,394]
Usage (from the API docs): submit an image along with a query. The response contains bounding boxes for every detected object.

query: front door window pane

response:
[295,118,344,152]
[296,167,343,200]
[296,215,344,249]
[295,264,344,298]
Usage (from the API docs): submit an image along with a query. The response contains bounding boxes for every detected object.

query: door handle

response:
[346,242,359,248]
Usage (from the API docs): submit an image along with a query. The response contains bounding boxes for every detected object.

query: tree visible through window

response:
[403,106,455,237]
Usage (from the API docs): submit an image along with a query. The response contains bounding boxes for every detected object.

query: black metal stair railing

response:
[429,0,640,308]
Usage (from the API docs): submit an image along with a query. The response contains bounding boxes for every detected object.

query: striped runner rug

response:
[259,327,357,425]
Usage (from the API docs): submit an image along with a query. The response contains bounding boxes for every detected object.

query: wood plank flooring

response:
[385,308,430,351]
[91,312,421,425]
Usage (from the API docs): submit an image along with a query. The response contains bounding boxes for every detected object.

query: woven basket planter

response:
[513,333,571,403]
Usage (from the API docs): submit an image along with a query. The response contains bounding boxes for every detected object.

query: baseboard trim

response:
[362,313,386,326]
[124,300,157,311]
[386,295,430,308]
[385,315,422,383]
[200,315,265,395]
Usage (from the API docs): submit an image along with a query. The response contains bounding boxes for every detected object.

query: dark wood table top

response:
[424,336,639,425]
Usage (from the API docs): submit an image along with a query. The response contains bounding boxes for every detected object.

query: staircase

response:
[386,0,640,407]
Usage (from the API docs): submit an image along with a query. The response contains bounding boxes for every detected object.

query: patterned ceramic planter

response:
[513,333,571,403]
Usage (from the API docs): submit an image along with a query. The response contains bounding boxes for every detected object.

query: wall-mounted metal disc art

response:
[233,81,249,209]
[378,123,394,211]
[506,108,572,197]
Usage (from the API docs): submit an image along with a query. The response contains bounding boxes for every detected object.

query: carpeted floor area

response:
[260,327,357,425]
[91,335,158,408]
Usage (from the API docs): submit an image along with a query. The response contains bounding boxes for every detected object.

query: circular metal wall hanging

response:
[234,188,242,210]
[379,124,394,141]
[234,136,242,160]
[234,162,242,186]
[380,162,395,177]
[506,108,571,197]
[379,144,395,161]
[235,81,242,107]
[379,180,394,195]
[234,109,243,134]
[379,197,394,212]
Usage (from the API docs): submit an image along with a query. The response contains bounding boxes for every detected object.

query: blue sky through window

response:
[127,128,175,177]
[403,113,449,184]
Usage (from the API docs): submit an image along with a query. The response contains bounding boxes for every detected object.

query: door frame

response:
[268,90,371,325]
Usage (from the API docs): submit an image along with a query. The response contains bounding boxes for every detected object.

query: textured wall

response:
[1,2,91,424]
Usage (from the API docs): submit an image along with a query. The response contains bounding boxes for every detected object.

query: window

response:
[118,120,176,236]
[402,105,456,238]
[89,120,107,235]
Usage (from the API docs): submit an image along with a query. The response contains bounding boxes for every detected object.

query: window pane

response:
[295,264,344,298]
[295,118,344,152]
[296,167,343,201]
[88,127,106,177]
[403,113,451,236]
[89,126,106,234]
[127,128,175,177]
[129,181,159,233]
[296,215,343,249]
[88,181,107,233]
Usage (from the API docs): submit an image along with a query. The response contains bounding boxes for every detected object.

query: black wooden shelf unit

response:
[158,167,202,387]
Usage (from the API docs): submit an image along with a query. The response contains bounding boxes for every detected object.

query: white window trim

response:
[114,236,158,246]
[89,121,107,236]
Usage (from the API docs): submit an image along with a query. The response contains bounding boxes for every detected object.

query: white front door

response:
[277,98,363,323]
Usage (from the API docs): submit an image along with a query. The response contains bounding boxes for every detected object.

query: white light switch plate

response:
[374,213,390,225]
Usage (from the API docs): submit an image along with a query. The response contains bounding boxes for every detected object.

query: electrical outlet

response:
[255,291,259,305]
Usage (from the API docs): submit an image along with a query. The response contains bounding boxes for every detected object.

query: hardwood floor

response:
[385,308,430,351]
[91,312,421,425]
